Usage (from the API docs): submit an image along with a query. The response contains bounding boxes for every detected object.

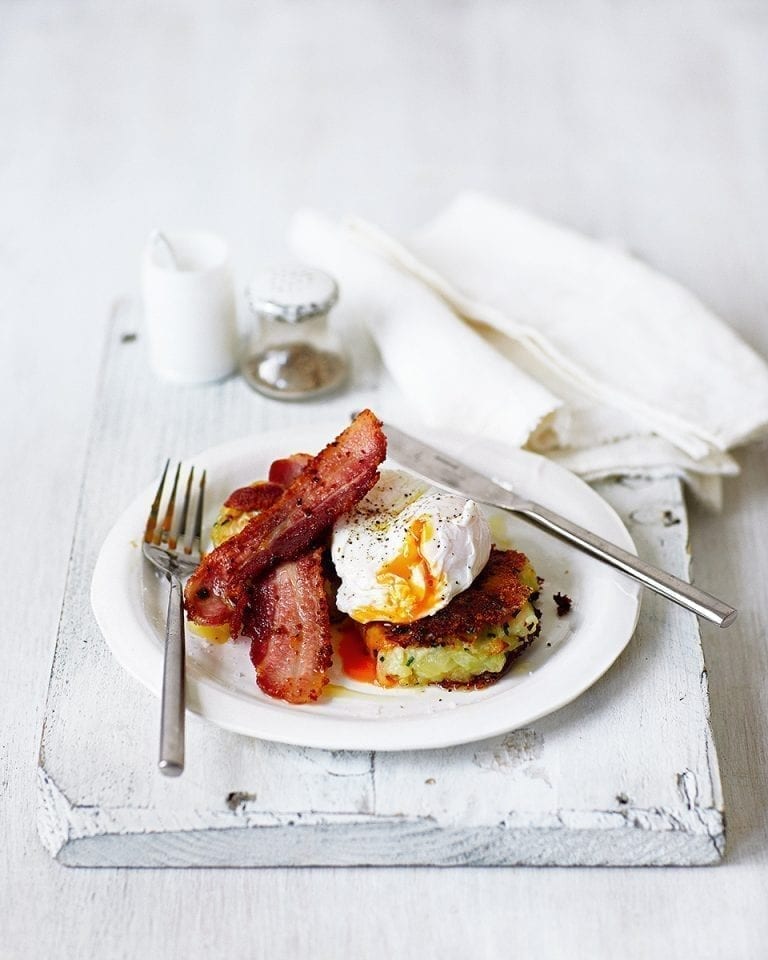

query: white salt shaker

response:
[142,230,238,384]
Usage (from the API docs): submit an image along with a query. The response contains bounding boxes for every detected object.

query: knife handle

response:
[514,500,737,628]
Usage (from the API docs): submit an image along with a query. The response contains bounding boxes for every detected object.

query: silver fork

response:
[143,461,207,776]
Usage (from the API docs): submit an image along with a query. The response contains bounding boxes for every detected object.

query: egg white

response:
[331,469,491,624]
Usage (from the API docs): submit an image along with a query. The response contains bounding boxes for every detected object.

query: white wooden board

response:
[37,311,724,866]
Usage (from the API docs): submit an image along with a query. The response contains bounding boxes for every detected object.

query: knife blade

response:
[382,421,737,628]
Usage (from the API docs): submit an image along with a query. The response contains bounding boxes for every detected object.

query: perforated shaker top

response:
[246,265,339,324]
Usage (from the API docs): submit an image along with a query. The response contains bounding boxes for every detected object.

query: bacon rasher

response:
[184,409,386,635]
[223,482,284,512]
[245,548,333,703]
[268,453,313,486]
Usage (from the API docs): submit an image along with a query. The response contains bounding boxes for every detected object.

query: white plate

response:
[91,422,641,751]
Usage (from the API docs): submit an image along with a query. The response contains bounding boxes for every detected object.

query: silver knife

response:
[383,421,737,628]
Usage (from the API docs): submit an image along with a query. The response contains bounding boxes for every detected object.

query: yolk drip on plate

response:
[350,517,448,624]
[334,621,377,683]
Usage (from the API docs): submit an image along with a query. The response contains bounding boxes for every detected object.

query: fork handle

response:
[513,500,737,628]
[159,574,186,776]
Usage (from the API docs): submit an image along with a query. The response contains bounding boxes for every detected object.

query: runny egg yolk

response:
[331,469,492,625]
[351,517,447,624]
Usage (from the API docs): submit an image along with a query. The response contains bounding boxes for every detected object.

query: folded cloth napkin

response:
[291,193,768,507]
[291,208,568,451]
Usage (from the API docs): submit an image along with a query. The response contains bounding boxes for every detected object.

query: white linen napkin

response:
[291,209,569,452]
[291,194,768,507]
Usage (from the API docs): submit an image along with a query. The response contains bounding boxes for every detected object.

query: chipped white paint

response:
[37,317,724,867]
[7,3,768,955]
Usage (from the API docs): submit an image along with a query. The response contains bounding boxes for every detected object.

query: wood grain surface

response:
[37,315,723,868]
[3,1,767,957]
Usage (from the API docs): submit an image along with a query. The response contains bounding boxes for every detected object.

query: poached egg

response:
[331,469,491,624]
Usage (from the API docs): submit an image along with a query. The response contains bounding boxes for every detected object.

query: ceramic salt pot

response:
[241,265,348,400]
[142,230,238,384]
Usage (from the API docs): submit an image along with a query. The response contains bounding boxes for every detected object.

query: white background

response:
[2,1,767,957]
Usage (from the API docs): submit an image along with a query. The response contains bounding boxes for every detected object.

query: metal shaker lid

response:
[246,265,339,324]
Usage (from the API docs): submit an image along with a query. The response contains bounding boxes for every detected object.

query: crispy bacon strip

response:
[184,409,386,632]
[223,482,284,512]
[227,463,332,701]
[268,454,313,486]
[245,548,332,703]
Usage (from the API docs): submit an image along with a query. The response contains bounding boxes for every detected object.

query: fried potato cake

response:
[362,548,541,687]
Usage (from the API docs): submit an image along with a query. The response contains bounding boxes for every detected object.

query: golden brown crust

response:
[362,548,534,650]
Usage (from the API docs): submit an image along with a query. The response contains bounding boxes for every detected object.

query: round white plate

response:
[91,422,641,751]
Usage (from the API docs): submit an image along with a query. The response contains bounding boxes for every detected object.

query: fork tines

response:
[144,460,206,556]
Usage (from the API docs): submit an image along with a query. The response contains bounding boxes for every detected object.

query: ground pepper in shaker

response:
[241,265,348,399]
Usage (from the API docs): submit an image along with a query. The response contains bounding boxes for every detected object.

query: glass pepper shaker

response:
[241,265,348,400]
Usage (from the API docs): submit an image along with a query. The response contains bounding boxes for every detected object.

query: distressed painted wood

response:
[37,311,724,867]
[5,1,768,956]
